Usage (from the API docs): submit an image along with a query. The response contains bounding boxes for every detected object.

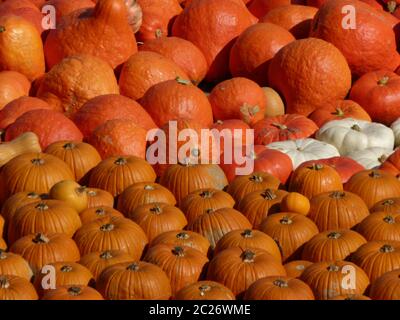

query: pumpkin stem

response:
[144,184,155,190]
[176,232,189,240]
[172,246,185,257]
[175,77,191,85]
[0,276,10,289]
[100,223,115,232]
[0,250,6,260]
[241,250,256,263]
[378,76,390,86]
[76,186,87,195]
[0,26,5,33]
[33,233,49,244]
[67,286,82,296]
[155,28,163,38]
[329,191,345,199]
[327,264,340,272]
[351,124,361,132]
[273,279,289,288]
[272,123,288,130]
[387,1,397,13]
[380,244,395,253]
[27,192,40,199]
[261,189,277,200]
[35,202,49,211]
[87,190,98,197]
[127,263,140,271]
[63,142,76,150]
[332,108,345,117]
[383,216,395,224]
[150,205,162,214]
[216,120,224,125]
[61,265,73,273]
[327,232,341,239]
[249,174,263,183]
[241,229,253,238]
[199,285,211,296]
[31,158,45,166]
[307,163,324,171]
[369,171,381,179]
[95,208,106,217]
[114,157,127,166]
[199,190,214,198]
[100,251,113,260]
[205,208,215,214]
[382,199,395,206]
[279,216,293,225]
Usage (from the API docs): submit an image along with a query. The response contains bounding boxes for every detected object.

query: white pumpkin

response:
[347,147,394,169]
[266,138,340,169]
[390,118,400,147]
[316,118,394,156]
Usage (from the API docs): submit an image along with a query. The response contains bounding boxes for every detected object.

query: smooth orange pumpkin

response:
[0,71,30,110]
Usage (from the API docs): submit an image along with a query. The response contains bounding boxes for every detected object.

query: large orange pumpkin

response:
[72,94,156,140]
[174,281,235,300]
[0,250,33,281]
[37,55,119,116]
[42,285,103,300]
[310,0,400,77]
[0,71,31,110]
[172,0,257,82]
[45,0,95,21]
[0,15,45,81]
[268,38,351,115]
[356,211,400,242]
[248,0,291,18]
[229,23,295,86]
[44,0,137,69]
[0,275,38,300]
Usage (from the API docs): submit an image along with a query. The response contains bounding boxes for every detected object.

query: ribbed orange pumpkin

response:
[259,213,319,262]
[329,294,371,301]
[180,188,235,225]
[144,244,209,295]
[0,275,38,300]
[301,230,367,262]
[45,141,102,183]
[89,156,156,197]
[149,230,210,257]
[42,285,104,300]
[126,203,188,242]
[300,261,370,300]
[79,207,124,225]
[227,172,281,204]
[187,207,252,249]
[369,269,400,300]
[206,247,286,298]
[289,164,343,199]
[356,211,400,242]
[96,261,172,300]
[237,189,289,228]
[86,188,114,208]
[283,260,313,278]
[244,276,315,300]
[370,198,400,214]
[10,233,81,274]
[74,216,148,259]
[0,250,33,281]
[308,191,369,231]
[345,170,400,209]
[79,250,133,282]
[7,200,82,244]
[174,281,235,300]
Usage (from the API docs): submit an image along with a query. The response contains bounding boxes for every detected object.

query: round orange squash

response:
[0,71,30,110]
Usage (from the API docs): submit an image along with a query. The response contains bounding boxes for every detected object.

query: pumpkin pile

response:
[2,0,400,301]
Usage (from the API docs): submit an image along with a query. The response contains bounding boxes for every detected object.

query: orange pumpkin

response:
[44,0,137,69]
[0,275,38,300]
[0,250,33,281]
[248,0,291,18]
[280,192,310,216]
[45,0,95,21]
[356,211,400,241]
[370,198,400,214]
[174,281,235,300]
[380,148,400,177]
[283,260,313,278]
[369,269,400,300]
[0,71,30,110]
[42,285,103,300]
[79,207,124,225]
[86,188,114,208]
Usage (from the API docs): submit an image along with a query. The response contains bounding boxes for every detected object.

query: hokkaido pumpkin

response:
[174,281,235,300]
[229,23,295,86]
[45,141,101,182]
[0,71,30,110]
[96,261,172,300]
[42,285,104,300]
[356,211,400,241]
[262,87,285,117]
[248,0,291,18]
[0,250,33,281]
[37,55,119,116]
[0,275,38,300]
[0,15,45,81]
[144,244,209,295]
[88,156,156,197]
[172,0,257,82]
[139,37,208,85]
[44,0,137,69]
[268,38,351,115]
[206,247,286,298]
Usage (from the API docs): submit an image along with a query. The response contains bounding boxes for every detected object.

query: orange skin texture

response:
[5,109,83,149]
[268,38,351,116]
[253,114,318,145]
[308,100,371,128]
[140,79,213,128]
[37,55,119,117]
[229,23,295,86]
[209,77,267,126]
[248,0,291,18]
[87,119,147,160]
[211,119,251,153]
[44,0,137,70]
[310,0,400,77]
[136,0,182,41]
[260,5,318,39]
[119,51,189,101]
[349,70,400,125]
[380,148,400,177]
[139,37,208,85]
[0,0,44,34]
[46,0,95,21]
[0,71,30,110]
[172,0,257,82]
[0,96,54,129]
[72,94,156,140]
[0,15,45,81]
